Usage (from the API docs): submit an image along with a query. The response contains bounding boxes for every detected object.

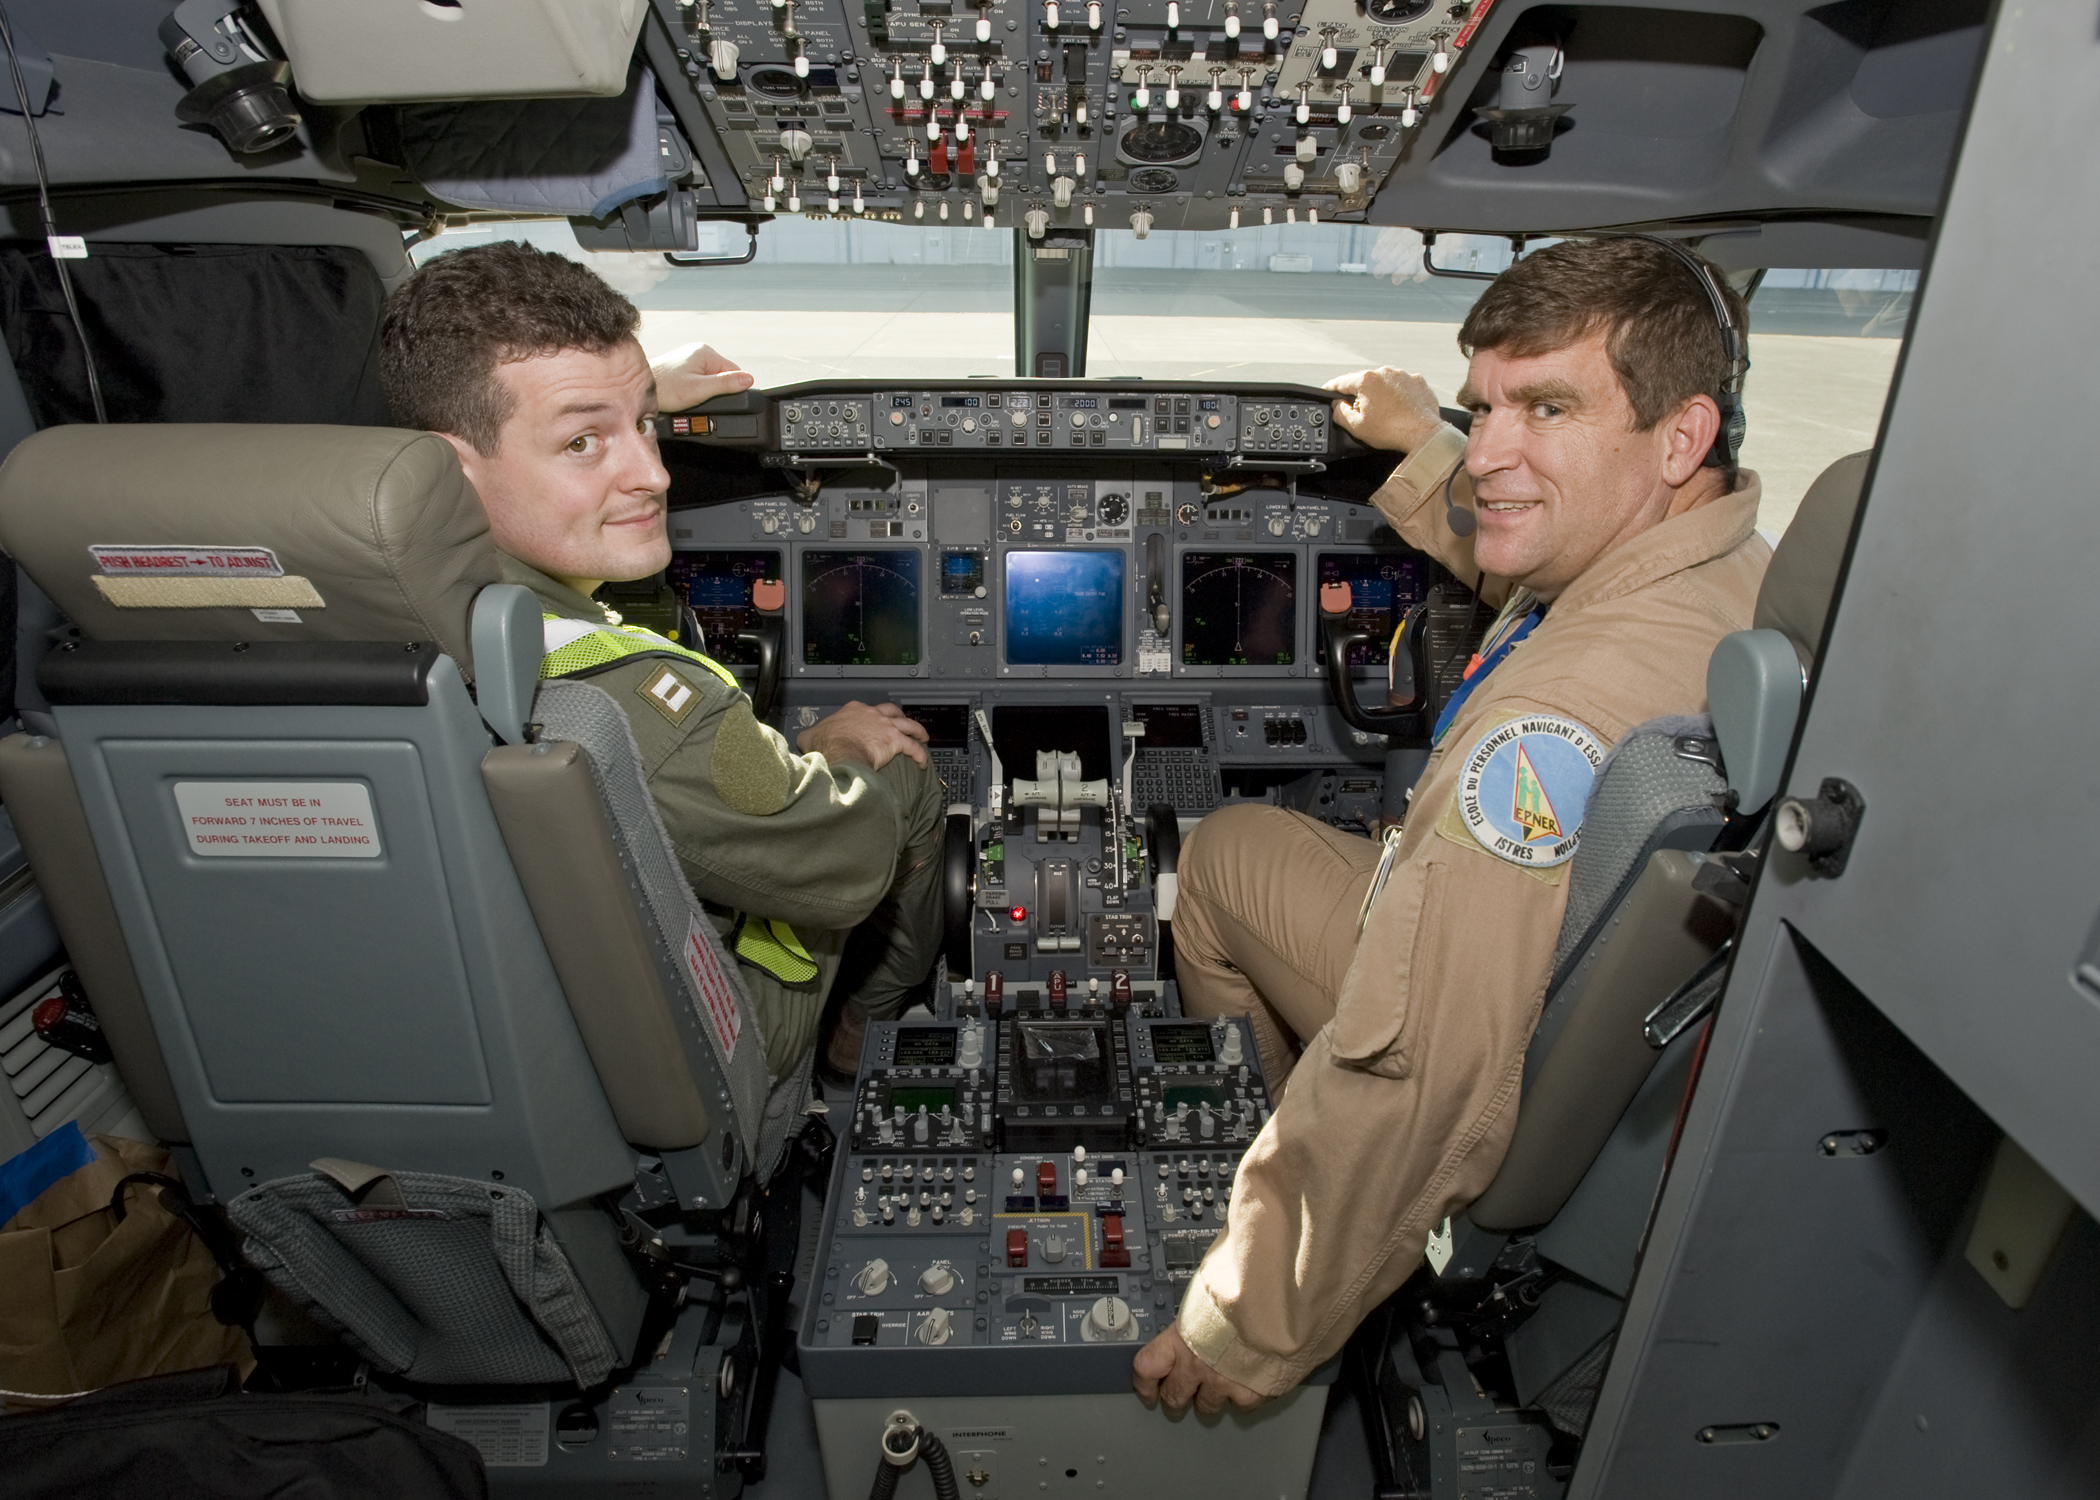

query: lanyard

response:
[1431,592,1541,745]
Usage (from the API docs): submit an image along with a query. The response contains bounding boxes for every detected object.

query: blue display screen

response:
[1004,550,1124,666]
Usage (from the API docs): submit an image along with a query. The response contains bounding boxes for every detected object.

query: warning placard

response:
[90,544,283,578]
[173,782,382,859]
[683,913,743,1060]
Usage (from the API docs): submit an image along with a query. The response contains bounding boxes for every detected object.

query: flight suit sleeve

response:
[1367,423,1514,609]
[1173,701,1572,1394]
[596,655,935,932]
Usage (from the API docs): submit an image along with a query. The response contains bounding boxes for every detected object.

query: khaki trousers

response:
[1171,804,1384,1088]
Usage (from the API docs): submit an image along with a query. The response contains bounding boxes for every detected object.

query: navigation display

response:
[802,550,921,666]
[1181,552,1296,666]
[1316,552,1431,666]
[667,550,779,666]
[1004,550,1124,666]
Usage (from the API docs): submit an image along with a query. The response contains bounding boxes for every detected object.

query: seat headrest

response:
[0,424,497,679]
[1755,449,1870,671]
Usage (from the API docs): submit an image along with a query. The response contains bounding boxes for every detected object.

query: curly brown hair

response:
[380,241,640,454]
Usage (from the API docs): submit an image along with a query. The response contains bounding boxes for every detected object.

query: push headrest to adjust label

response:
[90,544,284,577]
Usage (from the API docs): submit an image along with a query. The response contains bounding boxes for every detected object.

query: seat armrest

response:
[482,740,714,1151]
[1707,628,1805,816]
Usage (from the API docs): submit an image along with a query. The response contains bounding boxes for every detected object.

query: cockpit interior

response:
[1,2,2095,1499]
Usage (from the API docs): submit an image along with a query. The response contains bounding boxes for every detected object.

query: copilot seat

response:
[0,423,788,1488]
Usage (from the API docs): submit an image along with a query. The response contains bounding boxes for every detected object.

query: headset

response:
[1442,233,1750,538]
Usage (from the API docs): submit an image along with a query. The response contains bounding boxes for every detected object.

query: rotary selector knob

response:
[855,1258,892,1295]
[781,129,814,163]
[711,39,741,79]
[1267,516,1287,536]
[1085,1296,1134,1341]
[917,1306,954,1345]
[919,1263,958,1295]
[1099,494,1129,525]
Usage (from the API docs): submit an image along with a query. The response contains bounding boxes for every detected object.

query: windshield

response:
[411,221,1914,536]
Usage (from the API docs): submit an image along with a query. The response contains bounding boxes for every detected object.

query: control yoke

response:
[1319,581,1434,743]
[1012,750,1112,838]
[735,577,787,723]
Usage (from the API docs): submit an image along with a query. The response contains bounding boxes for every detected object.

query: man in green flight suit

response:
[379,240,944,1084]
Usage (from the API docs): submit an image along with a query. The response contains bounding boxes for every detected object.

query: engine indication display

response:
[1315,553,1432,666]
[1004,550,1125,667]
[803,550,921,666]
[1181,552,1297,667]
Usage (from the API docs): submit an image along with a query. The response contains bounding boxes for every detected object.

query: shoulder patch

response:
[711,701,795,816]
[1455,713,1605,869]
[637,665,702,725]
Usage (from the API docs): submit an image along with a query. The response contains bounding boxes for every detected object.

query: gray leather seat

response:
[0,423,782,1387]
[1386,453,1871,1441]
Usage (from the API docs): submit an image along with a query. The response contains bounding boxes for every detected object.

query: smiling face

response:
[1456,327,1721,600]
[440,338,673,595]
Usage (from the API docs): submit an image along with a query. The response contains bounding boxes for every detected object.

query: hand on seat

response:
[1133,1323,1268,1417]
[1325,366,1446,455]
[797,701,931,771]
[653,343,757,412]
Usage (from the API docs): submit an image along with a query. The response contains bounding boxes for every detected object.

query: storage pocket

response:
[1327,860,1445,1080]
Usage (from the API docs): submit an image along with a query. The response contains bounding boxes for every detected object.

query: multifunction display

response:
[668,549,779,666]
[1004,550,1124,667]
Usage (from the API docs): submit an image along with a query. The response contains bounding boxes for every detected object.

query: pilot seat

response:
[0,423,822,1494]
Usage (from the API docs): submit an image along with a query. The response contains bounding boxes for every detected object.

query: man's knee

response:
[1181,803,1274,895]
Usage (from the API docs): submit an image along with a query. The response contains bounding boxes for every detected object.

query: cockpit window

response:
[410,222,1913,538]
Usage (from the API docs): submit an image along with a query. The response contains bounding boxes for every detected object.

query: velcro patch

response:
[1453,713,1605,869]
[638,665,701,725]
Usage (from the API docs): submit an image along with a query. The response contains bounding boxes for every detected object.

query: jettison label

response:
[173,782,381,858]
[1457,714,1605,867]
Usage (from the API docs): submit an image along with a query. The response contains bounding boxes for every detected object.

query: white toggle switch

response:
[1045,0,1059,27]
[951,74,964,99]
[931,35,946,66]
[978,12,992,39]
[1074,1144,1088,1162]
[1401,96,1419,127]
[1165,84,1179,108]
[1308,206,1319,223]
[1262,205,1273,224]
[1084,201,1093,225]
[1088,0,1102,26]
[905,144,919,175]
[1075,98,1088,124]
[1075,151,1087,176]
[1432,44,1449,72]
[853,186,865,213]
[1229,204,1240,229]
[827,194,840,212]
[711,39,741,79]
[1335,161,1360,194]
[1283,162,1304,190]
[986,146,1000,176]
[940,200,953,221]
[1012,1166,1025,1189]
[1237,86,1253,111]
[770,163,784,191]
[982,75,996,100]
[927,116,942,139]
[1370,62,1386,85]
[920,73,935,99]
[1052,175,1074,207]
[890,63,905,98]
[1026,206,1049,237]
[763,192,776,211]
[1207,84,1223,110]
[794,51,809,77]
[1337,99,1352,123]
[1225,9,1240,36]
[955,115,970,140]
[1045,150,1058,175]
[855,1258,892,1295]
[1264,13,1280,39]
[1321,43,1337,69]
[1134,83,1150,109]
[1111,1166,1125,1186]
[1130,207,1153,239]
[827,168,840,192]
[1167,0,1179,26]
[963,199,974,219]
[1074,1168,1088,1188]
[1296,99,1310,124]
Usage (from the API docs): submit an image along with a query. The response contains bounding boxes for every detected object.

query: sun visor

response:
[0,425,497,680]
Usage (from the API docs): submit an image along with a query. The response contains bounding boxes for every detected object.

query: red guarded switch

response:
[929,134,950,175]
[957,137,976,176]
[1006,1228,1029,1267]
[1100,1213,1129,1268]
[1037,1161,1058,1199]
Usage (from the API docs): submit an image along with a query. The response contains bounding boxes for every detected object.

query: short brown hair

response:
[1458,237,1749,482]
[380,241,641,454]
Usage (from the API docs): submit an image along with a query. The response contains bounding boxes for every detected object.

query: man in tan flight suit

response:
[1133,237,1772,1412]
[379,241,944,1082]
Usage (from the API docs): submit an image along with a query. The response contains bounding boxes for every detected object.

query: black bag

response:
[0,1366,488,1500]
